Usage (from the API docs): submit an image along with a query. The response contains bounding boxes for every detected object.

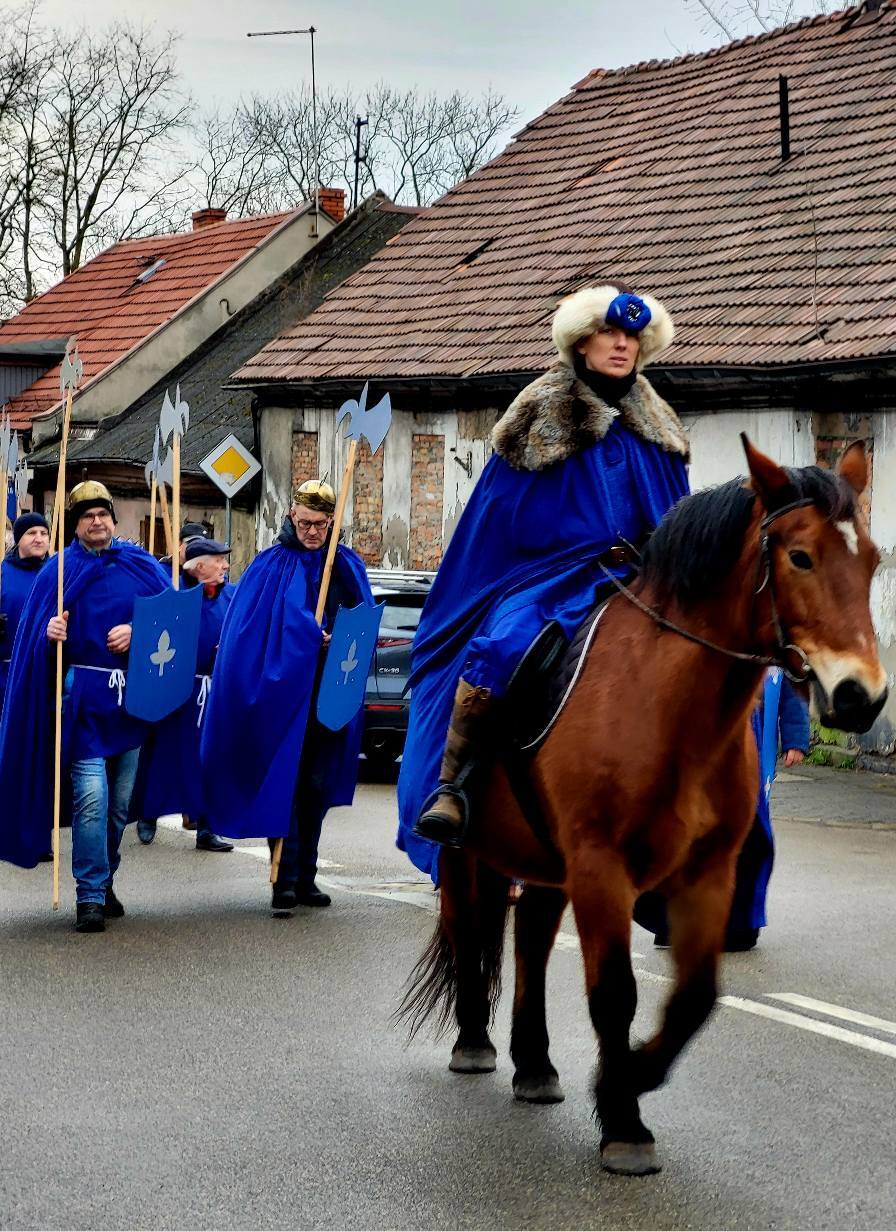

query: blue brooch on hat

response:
[606,292,652,333]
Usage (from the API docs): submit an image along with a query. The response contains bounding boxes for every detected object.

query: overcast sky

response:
[37,1,838,126]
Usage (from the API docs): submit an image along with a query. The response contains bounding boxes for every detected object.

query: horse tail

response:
[395,854,510,1040]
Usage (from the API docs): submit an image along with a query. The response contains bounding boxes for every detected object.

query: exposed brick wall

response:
[291,430,320,491]
[353,439,384,563]
[409,434,445,570]
[814,412,873,522]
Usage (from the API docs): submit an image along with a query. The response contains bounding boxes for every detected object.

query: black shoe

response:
[196,833,234,852]
[271,887,298,916]
[38,850,54,863]
[137,819,157,845]
[103,888,125,918]
[75,903,106,933]
[295,884,331,908]
[724,928,759,952]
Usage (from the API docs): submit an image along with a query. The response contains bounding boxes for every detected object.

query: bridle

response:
[596,498,817,685]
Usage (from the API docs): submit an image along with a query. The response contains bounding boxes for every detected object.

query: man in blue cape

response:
[200,479,374,914]
[136,537,236,853]
[400,285,690,880]
[0,481,169,932]
[0,512,50,716]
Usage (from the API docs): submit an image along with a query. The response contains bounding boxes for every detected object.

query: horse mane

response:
[640,465,857,608]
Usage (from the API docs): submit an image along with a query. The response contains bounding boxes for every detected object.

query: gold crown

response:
[292,478,336,513]
[68,480,114,510]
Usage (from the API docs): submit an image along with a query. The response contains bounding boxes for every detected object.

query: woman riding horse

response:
[399,436,885,1176]
[401,284,689,870]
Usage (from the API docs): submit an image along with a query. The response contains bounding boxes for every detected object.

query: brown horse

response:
[399,438,887,1176]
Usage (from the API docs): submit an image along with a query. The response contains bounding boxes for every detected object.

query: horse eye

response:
[789,550,813,571]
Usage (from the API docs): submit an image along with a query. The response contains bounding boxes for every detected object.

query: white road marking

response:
[719,996,896,1060]
[152,818,894,1060]
[768,993,896,1037]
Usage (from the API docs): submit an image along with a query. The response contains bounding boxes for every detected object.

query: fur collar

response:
[491,362,689,472]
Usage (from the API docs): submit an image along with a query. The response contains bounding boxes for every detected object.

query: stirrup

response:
[413,783,471,848]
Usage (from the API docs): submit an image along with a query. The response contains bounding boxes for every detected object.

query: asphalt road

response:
[1,766,894,1231]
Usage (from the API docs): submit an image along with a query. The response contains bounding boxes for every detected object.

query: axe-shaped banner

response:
[157,386,190,589]
[50,339,82,909]
[270,383,393,886]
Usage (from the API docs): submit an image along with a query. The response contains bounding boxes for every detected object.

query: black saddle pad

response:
[507,595,612,752]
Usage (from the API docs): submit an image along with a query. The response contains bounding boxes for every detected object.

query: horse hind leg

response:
[630,858,733,1099]
[571,858,660,1176]
[510,884,567,1104]
[395,851,510,1073]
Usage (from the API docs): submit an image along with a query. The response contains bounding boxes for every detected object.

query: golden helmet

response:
[68,479,116,522]
[292,478,336,514]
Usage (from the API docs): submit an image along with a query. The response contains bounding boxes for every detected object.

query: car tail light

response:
[377,636,412,648]
[366,703,405,712]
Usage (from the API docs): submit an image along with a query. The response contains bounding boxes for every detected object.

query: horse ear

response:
[740,433,792,508]
[837,440,868,495]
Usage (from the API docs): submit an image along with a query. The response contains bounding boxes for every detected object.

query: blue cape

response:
[0,551,49,714]
[0,538,170,869]
[397,423,689,880]
[199,536,373,839]
[137,583,236,822]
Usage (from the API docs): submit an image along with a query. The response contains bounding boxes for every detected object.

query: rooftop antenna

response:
[247,25,320,235]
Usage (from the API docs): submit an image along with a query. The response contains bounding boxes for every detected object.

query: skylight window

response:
[136,258,166,284]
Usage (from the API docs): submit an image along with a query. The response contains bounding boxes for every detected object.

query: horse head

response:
[743,436,887,733]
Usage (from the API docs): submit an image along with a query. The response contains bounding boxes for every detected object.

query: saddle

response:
[497,592,614,851]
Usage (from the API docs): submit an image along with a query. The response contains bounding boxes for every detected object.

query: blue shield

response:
[316,602,384,732]
[125,586,203,722]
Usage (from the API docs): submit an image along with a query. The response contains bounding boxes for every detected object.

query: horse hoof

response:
[600,1141,662,1176]
[513,1074,565,1104]
[449,1046,497,1074]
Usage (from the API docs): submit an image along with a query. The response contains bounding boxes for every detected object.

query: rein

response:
[597,499,816,685]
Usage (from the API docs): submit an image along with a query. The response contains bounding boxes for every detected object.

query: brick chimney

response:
[318,188,346,223]
[192,207,228,231]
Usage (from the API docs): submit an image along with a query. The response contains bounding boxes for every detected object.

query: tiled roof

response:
[235,4,896,387]
[0,209,300,428]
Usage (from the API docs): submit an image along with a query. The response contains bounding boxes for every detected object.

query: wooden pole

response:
[270,438,358,886]
[0,462,7,609]
[158,481,174,559]
[148,475,158,556]
[51,385,75,910]
[172,432,180,591]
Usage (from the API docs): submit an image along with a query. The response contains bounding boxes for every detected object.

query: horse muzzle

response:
[814,677,888,734]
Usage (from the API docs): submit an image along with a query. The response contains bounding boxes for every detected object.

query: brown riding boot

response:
[413,678,493,847]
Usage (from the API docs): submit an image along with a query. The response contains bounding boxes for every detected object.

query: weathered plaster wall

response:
[682,408,816,491]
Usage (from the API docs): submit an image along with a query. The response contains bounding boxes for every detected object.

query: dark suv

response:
[363,569,434,772]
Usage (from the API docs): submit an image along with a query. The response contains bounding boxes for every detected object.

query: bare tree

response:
[188,83,519,214]
[686,0,859,39]
[38,24,191,276]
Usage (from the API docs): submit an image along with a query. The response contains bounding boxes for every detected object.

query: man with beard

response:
[0,482,169,931]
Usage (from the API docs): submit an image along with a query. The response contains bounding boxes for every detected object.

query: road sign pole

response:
[225,498,232,548]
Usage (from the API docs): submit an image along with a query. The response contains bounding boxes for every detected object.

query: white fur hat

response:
[551,285,675,371]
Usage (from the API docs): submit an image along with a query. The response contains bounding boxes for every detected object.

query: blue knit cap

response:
[13,512,49,544]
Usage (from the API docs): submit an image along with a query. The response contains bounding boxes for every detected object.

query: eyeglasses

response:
[296,518,331,533]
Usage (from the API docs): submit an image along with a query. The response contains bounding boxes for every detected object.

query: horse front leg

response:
[440,851,510,1074]
[630,855,735,1098]
[510,884,568,1104]
[571,857,660,1176]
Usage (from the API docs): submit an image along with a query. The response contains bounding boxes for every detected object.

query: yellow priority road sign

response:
[199,434,261,499]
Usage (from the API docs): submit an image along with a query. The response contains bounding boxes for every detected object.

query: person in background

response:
[638,668,810,952]
[136,538,235,853]
[0,481,169,932]
[0,513,50,717]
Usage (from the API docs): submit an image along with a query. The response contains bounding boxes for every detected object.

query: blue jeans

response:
[70,748,140,904]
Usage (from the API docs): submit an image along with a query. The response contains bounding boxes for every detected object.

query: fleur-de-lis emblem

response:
[340,638,359,683]
[150,629,176,677]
